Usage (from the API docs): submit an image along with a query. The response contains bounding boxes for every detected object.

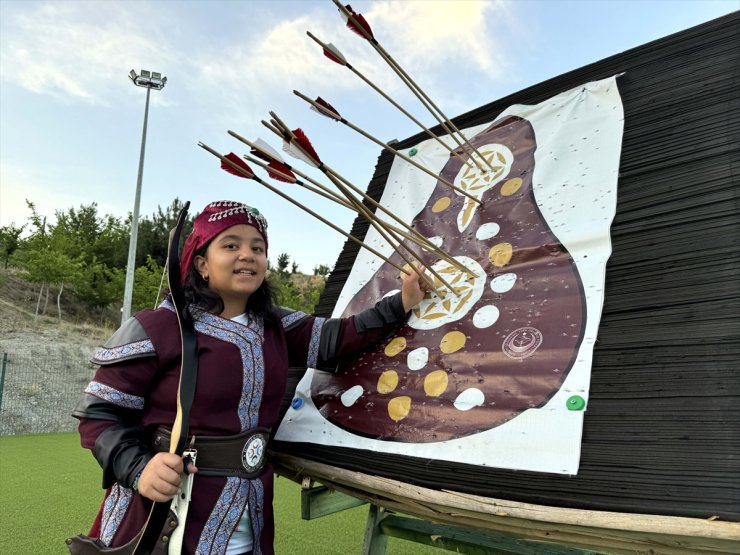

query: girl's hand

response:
[136,452,198,502]
[401,264,428,312]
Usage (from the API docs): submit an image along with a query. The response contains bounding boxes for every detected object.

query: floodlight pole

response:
[121,69,166,324]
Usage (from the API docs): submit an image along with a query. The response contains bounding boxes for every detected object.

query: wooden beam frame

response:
[272,454,740,555]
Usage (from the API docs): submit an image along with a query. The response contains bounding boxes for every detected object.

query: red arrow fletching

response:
[311,97,341,120]
[323,43,347,66]
[342,4,374,40]
[267,160,296,183]
[291,128,321,164]
[221,152,253,178]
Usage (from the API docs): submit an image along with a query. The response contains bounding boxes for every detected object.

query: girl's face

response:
[194,224,267,318]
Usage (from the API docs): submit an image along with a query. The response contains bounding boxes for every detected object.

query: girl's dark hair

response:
[181,243,278,326]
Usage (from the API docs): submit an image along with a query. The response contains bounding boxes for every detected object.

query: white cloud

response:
[358,0,513,110]
[0,2,179,105]
[367,0,507,74]
[185,10,375,129]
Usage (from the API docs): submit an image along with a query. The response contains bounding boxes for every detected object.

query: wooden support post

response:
[361,505,389,555]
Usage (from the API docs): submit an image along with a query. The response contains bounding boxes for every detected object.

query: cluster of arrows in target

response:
[199,1,504,293]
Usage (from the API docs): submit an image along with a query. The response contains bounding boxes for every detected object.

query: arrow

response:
[306,30,477,173]
[260,117,458,292]
[295,90,481,205]
[241,150,471,277]
[332,1,497,174]
[245,126,473,278]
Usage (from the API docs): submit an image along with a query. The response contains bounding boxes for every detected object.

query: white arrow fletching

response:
[324,43,347,65]
[283,140,319,168]
[253,138,284,163]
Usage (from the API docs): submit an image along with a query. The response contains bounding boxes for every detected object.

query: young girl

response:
[73,200,425,555]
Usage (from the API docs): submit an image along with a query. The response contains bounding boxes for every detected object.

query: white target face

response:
[408,256,486,330]
[277,77,625,476]
[453,143,514,232]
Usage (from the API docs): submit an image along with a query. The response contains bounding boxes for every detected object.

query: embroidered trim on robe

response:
[100,484,133,546]
[85,382,145,410]
[280,311,307,329]
[190,309,267,553]
[92,339,155,365]
[307,317,326,368]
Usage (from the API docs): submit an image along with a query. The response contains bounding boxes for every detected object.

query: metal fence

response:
[0,351,95,436]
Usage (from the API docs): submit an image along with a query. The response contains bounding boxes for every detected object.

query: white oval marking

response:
[491,273,517,293]
[476,223,500,240]
[427,236,443,249]
[340,385,364,407]
[407,347,429,371]
[473,305,500,328]
[454,388,485,411]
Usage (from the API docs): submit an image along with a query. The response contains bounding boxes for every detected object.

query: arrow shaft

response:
[348,65,475,171]
[323,171,449,292]
[242,153,355,210]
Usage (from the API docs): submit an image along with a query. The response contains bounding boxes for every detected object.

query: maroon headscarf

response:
[180,201,268,285]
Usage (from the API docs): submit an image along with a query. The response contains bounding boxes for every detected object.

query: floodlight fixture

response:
[128,68,167,91]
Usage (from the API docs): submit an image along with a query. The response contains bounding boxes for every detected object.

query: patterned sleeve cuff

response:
[84,381,145,410]
[280,309,309,330]
[307,317,326,368]
[92,340,155,365]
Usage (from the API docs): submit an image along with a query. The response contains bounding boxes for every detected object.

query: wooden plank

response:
[379,514,595,555]
[301,484,366,520]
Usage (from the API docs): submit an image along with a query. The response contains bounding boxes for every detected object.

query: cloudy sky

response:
[1,0,735,271]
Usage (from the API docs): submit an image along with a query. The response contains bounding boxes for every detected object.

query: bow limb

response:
[133,202,199,555]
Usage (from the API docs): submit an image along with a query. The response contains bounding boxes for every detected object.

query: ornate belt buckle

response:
[241,432,267,474]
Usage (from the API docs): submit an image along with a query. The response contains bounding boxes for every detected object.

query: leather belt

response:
[152,426,271,480]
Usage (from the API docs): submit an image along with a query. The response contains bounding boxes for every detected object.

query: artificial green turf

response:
[0,433,439,554]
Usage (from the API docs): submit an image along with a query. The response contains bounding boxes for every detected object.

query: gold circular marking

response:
[440,331,466,354]
[432,197,451,213]
[501,178,523,196]
[377,370,399,394]
[489,243,513,267]
[388,396,411,421]
[384,336,407,357]
[424,370,448,397]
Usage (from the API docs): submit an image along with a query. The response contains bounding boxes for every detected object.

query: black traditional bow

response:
[133,202,199,555]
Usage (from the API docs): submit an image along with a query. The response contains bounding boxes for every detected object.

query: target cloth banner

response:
[276,77,624,474]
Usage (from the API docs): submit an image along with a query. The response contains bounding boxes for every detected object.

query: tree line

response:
[0,199,330,325]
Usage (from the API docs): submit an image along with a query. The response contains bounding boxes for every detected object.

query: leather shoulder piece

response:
[278,306,310,331]
[92,316,155,366]
[354,291,407,333]
[72,393,141,422]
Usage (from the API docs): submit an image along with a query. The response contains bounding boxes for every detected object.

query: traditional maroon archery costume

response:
[74,201,408,555]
